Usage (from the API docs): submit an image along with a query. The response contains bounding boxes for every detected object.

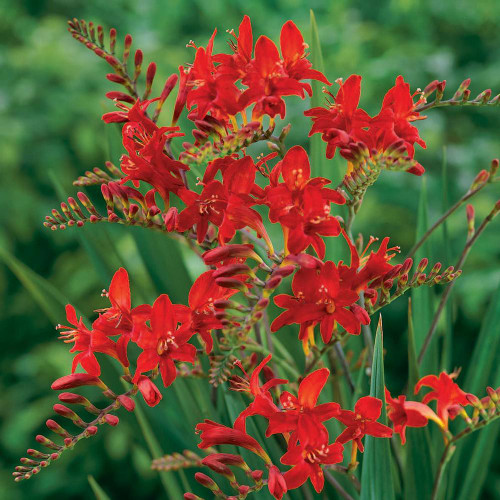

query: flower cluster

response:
[194,356,392,498]
[186,16,329,124]
[58,268,239,406]
[17,13,500,500]
[305,74,427,175]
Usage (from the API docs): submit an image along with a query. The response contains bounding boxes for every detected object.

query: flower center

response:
[326,301,336,314]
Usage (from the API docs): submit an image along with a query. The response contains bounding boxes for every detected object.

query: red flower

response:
[177,181,227,243]
[213,15,253,80]
[137,375,163,407]
[267,465,287,500]
[305,75,371,158]
[185,270,240,353]
[271,261,368,354]
[281,436,344,493]
[196,420,271,464]
[414,371,471,429]
[264,146,345,258]
[335,396,393,452]
[57,305,117,376]
[178,156,272,249]
[186,30,242,122]
[93,268,151,367]
[239,22,329,120]
[385,388,442,444]
[120,108,187,204]
[338,229,398,295]
[370,75,426,159]
[266,368,340,442]
[133,294,196,387]
[233,354,287,432]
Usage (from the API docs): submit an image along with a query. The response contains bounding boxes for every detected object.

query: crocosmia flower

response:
[335,396,393,452]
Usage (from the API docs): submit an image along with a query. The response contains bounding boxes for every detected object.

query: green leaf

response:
[88,475,112,500]
[131,229,193,303]
[404,299,435,500]
[309,10,327,181]
[133,397,185,498]
[412,177,438,376]
[447,281,500,499]
[440,148,453,372]
[360,317,395,500]
[0,244,85,324]
[455,367,500,500]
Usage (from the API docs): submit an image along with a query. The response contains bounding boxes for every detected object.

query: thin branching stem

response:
[418,205,499,364]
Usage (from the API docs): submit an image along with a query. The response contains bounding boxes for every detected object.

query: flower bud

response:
[123,34,132,63]
[490,158,499,177]
[238,485,250,495]
[195,472,219,491]
[137,375,162,407]
[103,414,119,426]
[251,469,264,482]
[117,395,135,412]
[106,73,126,84]
[215,277,247,292]
[35,435,61,450]
[267,465,287,500]
[265,275,282,290]
[51,373,105,391]
[109,27,117,54]
[203,244,261,265]
[86,426,98,436]
[470,169,489,190]
[213,263,251,279]
[416,258,428,273]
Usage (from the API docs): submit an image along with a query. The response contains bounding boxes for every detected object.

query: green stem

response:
[418,204,499,364]
[406,180,489,260]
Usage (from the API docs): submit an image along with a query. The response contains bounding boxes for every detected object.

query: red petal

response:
[355,396,382,420]
[280,20,304,63]
[298,368,329,409]
[109,268,131,312]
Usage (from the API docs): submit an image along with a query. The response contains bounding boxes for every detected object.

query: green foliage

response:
[360,318,395,500]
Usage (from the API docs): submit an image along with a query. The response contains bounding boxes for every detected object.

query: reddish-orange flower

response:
[233,354,287,432]
[264,146,345,258]
[335,396,393,452]
[93,268,151,367]
[196,420,271,464]
[370,75,426,159]
[281,436,344,493]
[184,270,240,353]
[271,261,368,353]
[133,294,196,387]
[266,368,340,441]
[57,305,117,376]
[305,75,371,158]
[415,371,471,429]
[385,388,442,444]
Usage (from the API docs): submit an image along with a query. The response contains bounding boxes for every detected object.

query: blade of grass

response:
[133,397,185,498]
[447,281,500,499]
[0,244,86,324]
[360,317,395,500]
[88,475,112,500]
[440,148,453,371]
[412,177,438,376]
[404,299,434,500]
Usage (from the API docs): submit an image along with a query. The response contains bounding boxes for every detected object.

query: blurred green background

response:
[1,0,499,498]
